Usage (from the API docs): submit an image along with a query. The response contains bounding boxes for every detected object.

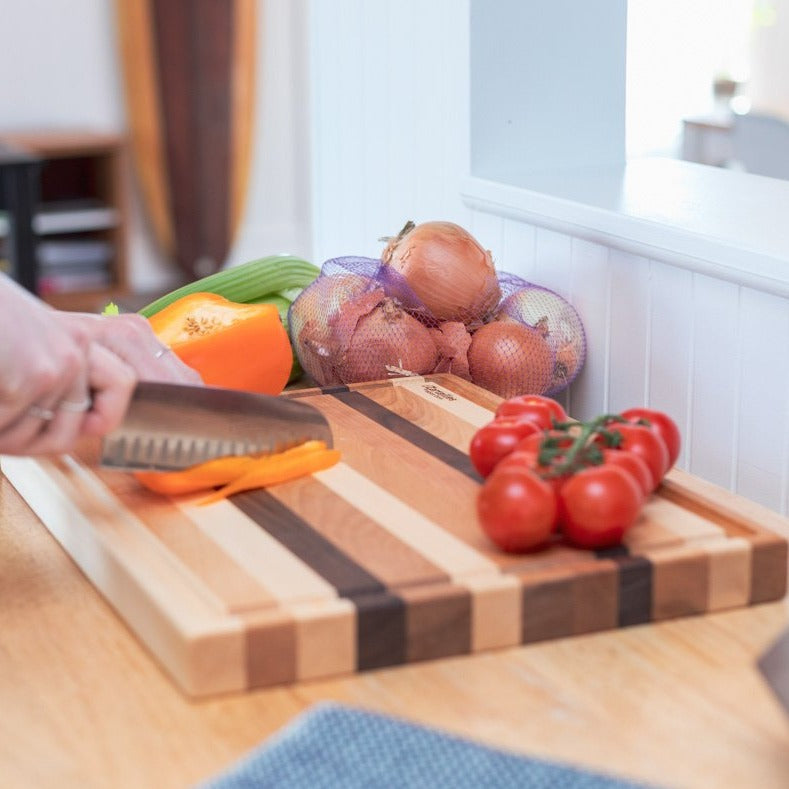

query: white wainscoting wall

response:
[307,0,789,516]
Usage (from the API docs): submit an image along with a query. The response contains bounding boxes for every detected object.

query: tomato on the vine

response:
[494,394,568,430]
[477,466,557,553]
[516,430,574,455]
[608,422,670,491]
[469,416,542,477]
[601,448,652,499]
[496,447,567,501]
[558,465,643,549]
[620,408,681,469]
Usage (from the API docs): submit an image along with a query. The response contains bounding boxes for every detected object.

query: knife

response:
[99,381,333,472]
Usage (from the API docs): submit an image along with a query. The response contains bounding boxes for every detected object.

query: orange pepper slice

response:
[148,292,293,395]
[134,454,259,496]
[134,440,335,498]
[198,443,340,505]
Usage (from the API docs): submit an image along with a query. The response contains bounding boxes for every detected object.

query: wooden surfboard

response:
[2,374,787,697]
[115,0,256,279]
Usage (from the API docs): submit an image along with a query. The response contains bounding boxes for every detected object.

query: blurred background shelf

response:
[0,130,129,312]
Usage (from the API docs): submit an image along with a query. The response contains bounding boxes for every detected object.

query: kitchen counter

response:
[2,472,789,788]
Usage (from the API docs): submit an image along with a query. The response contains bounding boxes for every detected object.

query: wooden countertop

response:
[2,472,789,789]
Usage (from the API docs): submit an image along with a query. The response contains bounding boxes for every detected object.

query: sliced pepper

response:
[133,440,338,499]
[134,454,259,496]
[198,442,341,505]
[148,292,293,395]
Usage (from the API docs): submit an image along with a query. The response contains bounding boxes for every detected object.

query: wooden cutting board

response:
[2,374,787,697]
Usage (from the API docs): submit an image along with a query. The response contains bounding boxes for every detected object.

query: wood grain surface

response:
[3,440,789,788]
[1,374,787,699]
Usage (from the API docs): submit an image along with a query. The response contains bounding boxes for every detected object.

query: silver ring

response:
[59,396,92,413]
[154,346,171,359]
[28,405,56,421]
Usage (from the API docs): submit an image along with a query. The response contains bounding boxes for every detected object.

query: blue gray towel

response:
[201,702,654,788]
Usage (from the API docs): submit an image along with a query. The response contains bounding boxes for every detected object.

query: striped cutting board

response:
[2,374,787,697]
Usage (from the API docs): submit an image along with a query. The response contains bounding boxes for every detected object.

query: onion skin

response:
[429,321,472,380]
[468,321,554,398]
[292,274,381,385]
[335,297,439,383]
[495,286,586,392]
[382,221,501,326]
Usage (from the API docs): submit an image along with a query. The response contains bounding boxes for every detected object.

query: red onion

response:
[335,297,439,383]
[429,321,472,380]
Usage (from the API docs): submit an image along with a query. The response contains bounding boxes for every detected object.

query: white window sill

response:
[462,158,789,298]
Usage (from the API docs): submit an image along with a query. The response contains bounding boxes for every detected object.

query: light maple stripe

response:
[391,377,494,428]
[289,598,356,680]
[178,497,337,606]
[315,461,497,579]
[0,455,248,695]
[700,536,751,611]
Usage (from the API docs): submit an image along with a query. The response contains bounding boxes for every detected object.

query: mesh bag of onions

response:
[288,221,586,397]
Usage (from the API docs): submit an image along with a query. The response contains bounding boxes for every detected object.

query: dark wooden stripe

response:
[232,490,408,671]
[520,577,574,643]
[353,590,408,670]
[611,555,653,627]
[233,490,386,598]
[330,390,483,482]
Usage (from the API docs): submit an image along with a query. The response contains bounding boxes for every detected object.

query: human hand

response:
[57,311,203,386]
[0,277,121,454]
[0,277,202,456]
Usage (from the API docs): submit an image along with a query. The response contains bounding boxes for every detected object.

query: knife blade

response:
[100,381,333,472]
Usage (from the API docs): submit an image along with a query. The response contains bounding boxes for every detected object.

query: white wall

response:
[4,0,787,514]
[0,0,312,292]
[307,0,789,516]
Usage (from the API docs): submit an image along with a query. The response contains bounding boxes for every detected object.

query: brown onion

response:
[429,321,472,380]
[467,321,554,398]
[335,297,439,383]
[495,285,586,392]
[382,220,501,326]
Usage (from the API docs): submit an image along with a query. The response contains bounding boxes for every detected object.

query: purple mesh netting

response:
[288,258,586,396]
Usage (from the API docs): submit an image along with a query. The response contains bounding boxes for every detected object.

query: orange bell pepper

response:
[148,292,293,395]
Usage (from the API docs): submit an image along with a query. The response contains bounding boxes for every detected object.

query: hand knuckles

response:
[118,313,152,338]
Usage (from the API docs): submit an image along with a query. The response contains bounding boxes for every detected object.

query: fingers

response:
[0,336,90,454]
[80,343,137,438]
[0,375,91,456]
[60,312,203,385]
[23,374,93,455]
[0,343,135,455]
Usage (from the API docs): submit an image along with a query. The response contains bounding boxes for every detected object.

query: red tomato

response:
[496,448,567,502]
[558,465,643,549]
[620,408,681,469]
[477,467,558,552]
[608,422,670,491]
[601,448,652,499]
[469,417,542,477]
[495,394,568,430]
[495,448,541,473]
[516,430,574,454]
